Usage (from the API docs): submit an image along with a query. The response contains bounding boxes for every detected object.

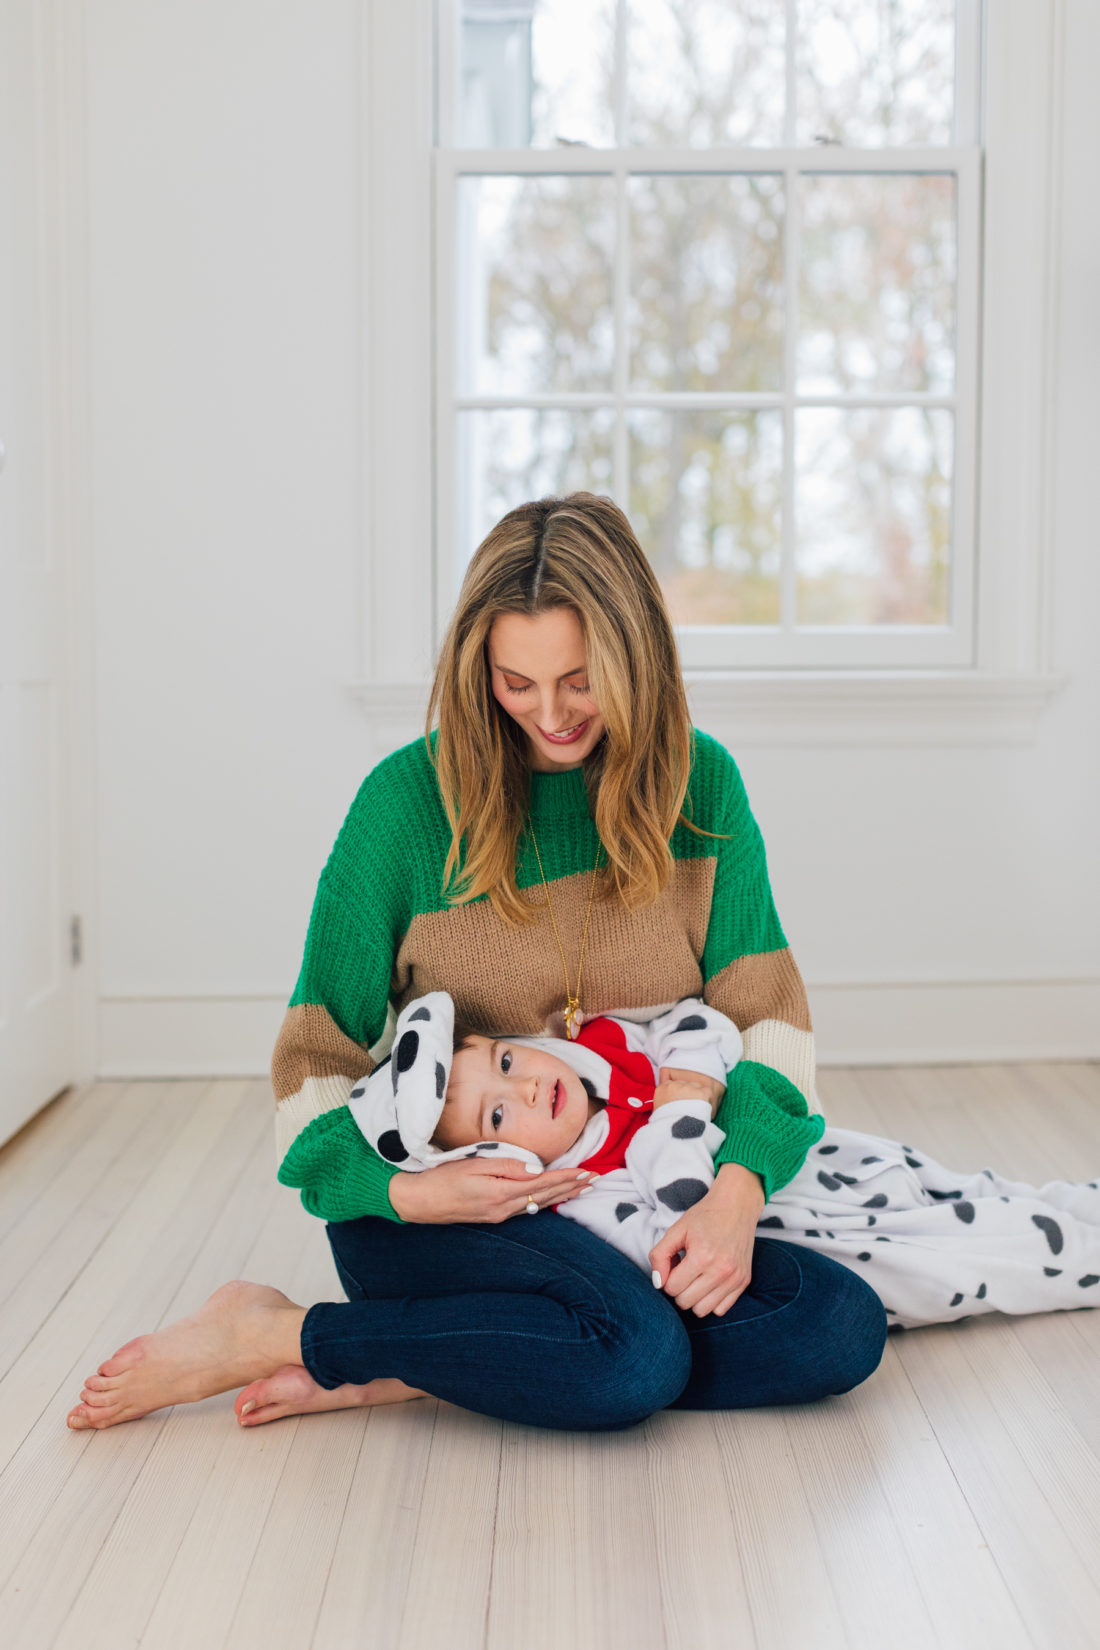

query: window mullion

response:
[951,146,982,662]
[435,150,459,631]
[784,0,797,148]
[955,0,984,146]
[612,0,628,509]
[781,160,800,635]
[435,0,458,148]
[613,154,629,508]
[613,0,627,149]
[783,0,800,640]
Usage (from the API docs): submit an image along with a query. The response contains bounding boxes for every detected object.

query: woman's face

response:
[487,607,605,772]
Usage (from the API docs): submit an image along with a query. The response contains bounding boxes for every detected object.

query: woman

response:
[66,494,886,1433]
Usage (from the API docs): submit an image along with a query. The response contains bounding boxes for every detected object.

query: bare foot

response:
[66,1281,306,1432]
[233,1364,429,1427]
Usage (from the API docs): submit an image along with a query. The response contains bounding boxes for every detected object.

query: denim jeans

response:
[299,1209,887,1432]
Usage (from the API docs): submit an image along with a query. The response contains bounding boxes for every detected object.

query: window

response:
[355,3,1062,745]
[435,0,983,669]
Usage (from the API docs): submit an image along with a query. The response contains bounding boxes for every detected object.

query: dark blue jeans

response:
[299,1209,887,1431]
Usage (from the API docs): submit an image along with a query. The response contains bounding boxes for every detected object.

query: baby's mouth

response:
[551,1080,562,1119]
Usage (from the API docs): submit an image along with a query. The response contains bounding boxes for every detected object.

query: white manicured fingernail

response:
[576,1170,593,1180]
[651,1270,662,1288]
[524,1162,541,1174]
[240,1400,255,1415]
[579,1185,595,1194]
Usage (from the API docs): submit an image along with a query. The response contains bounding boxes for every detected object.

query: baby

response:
[349,991,740,1274]
[350,990,1100,1330]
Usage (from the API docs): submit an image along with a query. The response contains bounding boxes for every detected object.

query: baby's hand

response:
[652,1077,714,1110]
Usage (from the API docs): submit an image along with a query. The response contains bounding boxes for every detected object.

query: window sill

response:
[347,671,1066,752]
[682,670,1066,746]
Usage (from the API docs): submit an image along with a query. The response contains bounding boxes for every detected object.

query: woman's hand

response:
[648,1162,765,1318]
[388,1156,595,1225]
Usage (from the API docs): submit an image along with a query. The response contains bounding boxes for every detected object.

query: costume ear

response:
[387,991,456,1156]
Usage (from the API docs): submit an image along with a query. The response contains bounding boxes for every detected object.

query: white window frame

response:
[352,0,1065,744]
[437,2,981,671]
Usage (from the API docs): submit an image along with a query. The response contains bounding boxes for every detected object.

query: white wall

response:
[73,0,1099,1076]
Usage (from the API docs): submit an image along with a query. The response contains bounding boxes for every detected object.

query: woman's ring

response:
[525,1195,538,1215]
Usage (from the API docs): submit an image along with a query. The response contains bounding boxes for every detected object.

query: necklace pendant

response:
[564,998,583,1040]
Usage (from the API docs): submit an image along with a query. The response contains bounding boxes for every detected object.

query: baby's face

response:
[435,1035,591,1161]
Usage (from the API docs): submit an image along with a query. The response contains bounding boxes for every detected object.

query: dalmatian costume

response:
[348,991,736,1275]
[349,993,1100,1330]
[767,1131,1100,1329]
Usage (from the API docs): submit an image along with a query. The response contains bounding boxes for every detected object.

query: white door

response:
[0,0,77,1143]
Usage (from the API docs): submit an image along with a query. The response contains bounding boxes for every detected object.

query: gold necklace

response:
[526,818,603,1040]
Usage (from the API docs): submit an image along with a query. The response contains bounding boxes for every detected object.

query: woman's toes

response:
[234,1386,263,1421]
[237,1401,278,1426]
[234,1366,316,1423]
[80,1388,117,1409]
[83,1373,118,1393]
[97,1337,146,1380]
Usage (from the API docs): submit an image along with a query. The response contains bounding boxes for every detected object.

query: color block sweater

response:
[273,727,825,1221]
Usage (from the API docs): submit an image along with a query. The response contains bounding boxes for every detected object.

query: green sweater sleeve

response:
[272,771,413,1225]
[712,1062,825,1201]
[697,737,825,1199]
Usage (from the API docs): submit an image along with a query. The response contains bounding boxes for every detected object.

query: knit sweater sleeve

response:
[695,735,825,1200]
[272,763,412,1225]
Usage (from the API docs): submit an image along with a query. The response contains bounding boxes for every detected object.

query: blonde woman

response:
[67,495,886,1433]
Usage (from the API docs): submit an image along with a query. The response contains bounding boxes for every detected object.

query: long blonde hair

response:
[425,492,723,926]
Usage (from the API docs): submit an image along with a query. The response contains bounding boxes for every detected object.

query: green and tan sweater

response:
[273,728,825,1221]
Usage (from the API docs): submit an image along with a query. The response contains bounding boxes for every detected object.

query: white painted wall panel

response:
[86,0,373,1002]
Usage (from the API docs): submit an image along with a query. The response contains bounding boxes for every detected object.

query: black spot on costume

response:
[376,1129,409,1164]
[657,1177,710,1212]
[395,1029,419,1073]
[1031,1214,1064,1255]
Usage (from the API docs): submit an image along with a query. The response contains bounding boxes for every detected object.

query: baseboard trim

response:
[97,978,1100,1078]
[99,996,287,1079]
[810,976,1100,1066]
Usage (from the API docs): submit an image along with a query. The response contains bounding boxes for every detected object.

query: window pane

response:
[626,0,786,148]
[795,407,952,624]
[629,410,783,624]
[629,174,784,392]
[459,408,615,559]
[459,0,616,148]
[458,176,616,394]
[796,0,956,147]
[799,173,955,395]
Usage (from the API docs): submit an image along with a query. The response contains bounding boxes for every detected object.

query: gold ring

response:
[525,1195,538,1215]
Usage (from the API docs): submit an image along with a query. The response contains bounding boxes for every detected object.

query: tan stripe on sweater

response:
[271,1002,374,1103]
[392,857,716,1038]
[705,946,813,1034]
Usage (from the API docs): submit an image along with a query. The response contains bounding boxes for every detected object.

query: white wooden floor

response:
[0,1063,1098,1650]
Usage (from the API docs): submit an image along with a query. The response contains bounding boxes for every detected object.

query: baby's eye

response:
[500,1049,512,1073]
[491,1104,503,1131]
